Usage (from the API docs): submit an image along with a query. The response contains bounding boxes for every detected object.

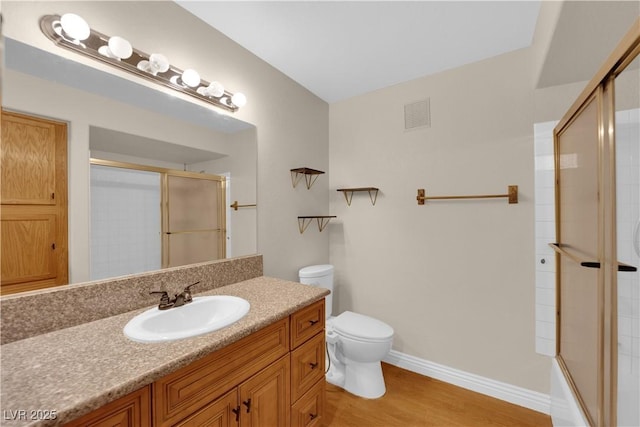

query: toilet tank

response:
[299,265,333,318]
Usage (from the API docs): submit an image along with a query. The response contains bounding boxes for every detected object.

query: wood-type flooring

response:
[324,363,552,427]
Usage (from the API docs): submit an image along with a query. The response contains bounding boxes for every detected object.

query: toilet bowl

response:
[299,265,394,399]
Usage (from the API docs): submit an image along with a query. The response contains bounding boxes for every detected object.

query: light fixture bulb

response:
[181,69,201,88]
[137,53,170,75]
[231,92,247,108]
[60,13,90,41]
[99,36,133,60]
[108,36,132,59]
[149,54,170,73]
[208,81,225,97]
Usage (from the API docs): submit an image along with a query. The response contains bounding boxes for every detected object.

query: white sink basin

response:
[124,295,250,343]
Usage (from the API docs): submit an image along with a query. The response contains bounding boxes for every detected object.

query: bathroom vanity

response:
[67,299,325,427]
[0,262,329,427]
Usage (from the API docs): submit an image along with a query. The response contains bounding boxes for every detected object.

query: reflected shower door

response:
[164,174,225,268]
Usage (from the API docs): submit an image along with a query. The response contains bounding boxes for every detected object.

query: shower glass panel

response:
[555,94,602,426]
[165,174,224,267]
[614,53,640,427]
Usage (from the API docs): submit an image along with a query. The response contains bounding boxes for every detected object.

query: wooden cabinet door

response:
[153,319,288,427]
[63,386,151,427]
[239,356,291,427]
[173,389,238,427]
[0,110,67,294]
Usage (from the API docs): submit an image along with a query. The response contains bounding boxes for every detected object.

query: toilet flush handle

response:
[326,329,339,344]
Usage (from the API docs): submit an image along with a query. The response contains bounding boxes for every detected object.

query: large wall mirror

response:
[2,36,258,291]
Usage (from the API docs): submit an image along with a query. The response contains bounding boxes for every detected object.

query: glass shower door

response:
[164,174,225,267]
[614,53,640,427]
[554,92,603,426]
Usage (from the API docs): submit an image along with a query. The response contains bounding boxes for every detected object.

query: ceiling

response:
[176,1,541,103]
[536,1,640,88]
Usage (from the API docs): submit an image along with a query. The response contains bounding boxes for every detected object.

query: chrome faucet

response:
[150,281,200,310]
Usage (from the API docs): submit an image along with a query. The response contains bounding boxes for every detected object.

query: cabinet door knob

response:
[309,319,319,325]
[232,406,240,422]
[309,362,318,369]
[243,398,251,413]
[309,413,318,420]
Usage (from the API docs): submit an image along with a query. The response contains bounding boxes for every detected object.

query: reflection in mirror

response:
[2,38,258,290]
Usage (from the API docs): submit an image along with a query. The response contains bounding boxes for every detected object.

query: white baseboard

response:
[384,349,551,415]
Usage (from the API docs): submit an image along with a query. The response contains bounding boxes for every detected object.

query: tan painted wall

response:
[328,47,552,393]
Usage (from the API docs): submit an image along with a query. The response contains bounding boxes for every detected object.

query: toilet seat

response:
[332,311,394,343]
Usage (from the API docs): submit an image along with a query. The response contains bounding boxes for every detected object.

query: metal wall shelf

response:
[337,187,379,206]
[290,168,325,189]
[297,216,336,233]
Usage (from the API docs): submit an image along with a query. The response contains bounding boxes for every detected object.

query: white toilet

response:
[299,264,394,399]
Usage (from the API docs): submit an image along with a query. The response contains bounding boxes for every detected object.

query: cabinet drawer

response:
[291,379,325,427]
[290,332,325,402]
[154,318,289,427]
[64,386,151,427]
[290,299,325,349]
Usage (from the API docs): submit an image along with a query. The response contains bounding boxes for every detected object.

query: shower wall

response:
[534,120,558,358]
[90,165,162,280]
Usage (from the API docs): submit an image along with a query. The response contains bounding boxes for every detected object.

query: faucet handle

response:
[150,291,172,309]
[183,281,200,303]
[184,281,200,292]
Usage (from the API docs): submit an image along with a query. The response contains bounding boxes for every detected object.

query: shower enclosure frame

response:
[552,18,640,427]
[90,158,227,271]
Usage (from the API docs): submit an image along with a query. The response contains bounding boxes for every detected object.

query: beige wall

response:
[192,128,259,258]
[2,1,330,281]
[328,46,553,393]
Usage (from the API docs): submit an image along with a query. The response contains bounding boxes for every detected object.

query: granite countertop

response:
[0,276,329,427]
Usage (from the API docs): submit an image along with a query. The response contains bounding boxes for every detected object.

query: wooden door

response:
[1,213,58,285]
[239,356,290,427]
[1,110,68,294]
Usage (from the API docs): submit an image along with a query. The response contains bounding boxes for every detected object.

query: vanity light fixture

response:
[40,13,246,112]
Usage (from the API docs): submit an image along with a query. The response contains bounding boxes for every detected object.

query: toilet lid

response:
[333,311,394,342]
